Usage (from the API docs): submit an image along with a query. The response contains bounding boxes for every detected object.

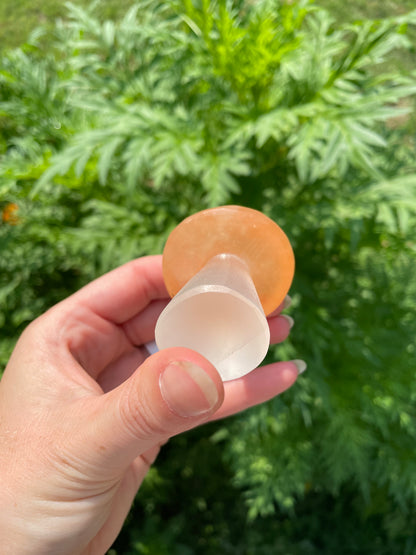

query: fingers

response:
[96,300,293,393]
[268,314,294,344]
[78,348,224,473]
[268,294,293,345]
[97,346,147,392]
[122,299,169,346]
[267,294,292,317]
[211,360,300,420]
[64,256,169,324]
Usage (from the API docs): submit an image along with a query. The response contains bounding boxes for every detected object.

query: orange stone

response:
[162,205,295,315]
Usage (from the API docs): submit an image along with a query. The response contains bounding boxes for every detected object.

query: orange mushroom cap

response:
[162,205,295,316]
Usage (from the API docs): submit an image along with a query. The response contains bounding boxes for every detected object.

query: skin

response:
[0,256,299,555]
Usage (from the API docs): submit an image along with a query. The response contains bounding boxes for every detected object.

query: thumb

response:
[80,348,224,473]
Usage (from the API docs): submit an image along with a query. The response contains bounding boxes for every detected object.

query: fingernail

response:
[292,359,307,374]
[281,314,294,329]
[283,295,292,309]
[160,361,219,418]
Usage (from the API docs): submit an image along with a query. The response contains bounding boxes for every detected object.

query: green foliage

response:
[0,0,136,50]
[1,0,416,552]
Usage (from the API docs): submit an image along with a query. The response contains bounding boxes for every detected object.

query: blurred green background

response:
[1,1,416,553]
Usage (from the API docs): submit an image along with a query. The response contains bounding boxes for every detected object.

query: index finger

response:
[211,360,299,420]
[66,255,169,324]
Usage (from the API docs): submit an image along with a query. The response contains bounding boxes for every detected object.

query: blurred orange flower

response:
[2,203,20,225]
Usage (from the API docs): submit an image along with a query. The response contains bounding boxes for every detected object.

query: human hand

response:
[0,256,304,555]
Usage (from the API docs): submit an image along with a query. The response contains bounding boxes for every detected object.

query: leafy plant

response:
[1,0,416,552]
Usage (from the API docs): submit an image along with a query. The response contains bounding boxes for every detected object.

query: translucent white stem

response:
[155,254,270,381]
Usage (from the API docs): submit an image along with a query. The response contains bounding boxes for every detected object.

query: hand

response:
[0,256,303,555]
